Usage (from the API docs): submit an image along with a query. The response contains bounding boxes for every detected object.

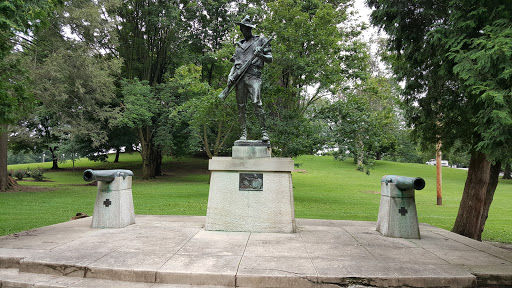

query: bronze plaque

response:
[239,173,263,191]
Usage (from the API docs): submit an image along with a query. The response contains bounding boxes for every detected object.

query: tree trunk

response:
[0,126,8,192]
[357,139,364,169]
[452,151,499,240]
[139,127,157,180]
[479,161,501,240]
[7,176,18,189]
[503,162,511,179]
[114,148,120,163]
[154,148,162,177]
[49,147,59,170]
[203,124,213,159]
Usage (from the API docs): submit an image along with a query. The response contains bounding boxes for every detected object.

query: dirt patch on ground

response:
[360,191,380,194]
[1,185,55,193]
[293,169,308,173]
[17,179,54,183]
[70,181,98,187]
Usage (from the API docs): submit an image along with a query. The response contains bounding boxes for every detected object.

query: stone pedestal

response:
[205,142,296,233]
[92,176,135,229]
[376,182,420,239]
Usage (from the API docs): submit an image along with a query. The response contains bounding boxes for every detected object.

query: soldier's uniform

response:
[228,17,272,141]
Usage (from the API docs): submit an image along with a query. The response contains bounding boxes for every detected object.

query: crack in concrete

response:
[310,277,380,287]
[314,277,455,288]
[474,273,512,288]
[43,263,90,277]
[234,232,251,288]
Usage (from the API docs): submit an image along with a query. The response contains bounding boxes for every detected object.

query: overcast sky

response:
[351,0,382,41]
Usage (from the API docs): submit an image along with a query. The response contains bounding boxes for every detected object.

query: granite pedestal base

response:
[205,156,296,233]
[376,182,420,239]
[92,176,135,229]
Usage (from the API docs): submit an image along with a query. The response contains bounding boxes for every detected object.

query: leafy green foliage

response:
[368,0,512,239]
[115,0,183,84]
[1,0,60,125]
[12,169,25,180]
[178,64,238,158]
[319,74,401,174]
[119,79,158,129]
[260,0,367,111]
[0,53,33,125]
[31,168,44,181]
[441,4,512,161]
[10,34,122,169]
[321,96,378,174]
[268,110,325,157]
[368,0,512,162]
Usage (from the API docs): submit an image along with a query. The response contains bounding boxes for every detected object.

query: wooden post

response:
[436,140,442,205]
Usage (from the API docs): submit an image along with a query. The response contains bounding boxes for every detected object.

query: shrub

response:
[31,168,45,181]
[8,170,13,177]
[13,169,25,180]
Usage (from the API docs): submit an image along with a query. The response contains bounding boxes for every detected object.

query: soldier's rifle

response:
[218,36,273,101]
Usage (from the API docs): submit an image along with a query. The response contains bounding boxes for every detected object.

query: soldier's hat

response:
[236,15,256,28]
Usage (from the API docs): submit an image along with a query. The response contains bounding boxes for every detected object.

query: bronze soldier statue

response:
[225,15,273,142]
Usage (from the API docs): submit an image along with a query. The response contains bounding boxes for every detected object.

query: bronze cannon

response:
[83,169,134,183]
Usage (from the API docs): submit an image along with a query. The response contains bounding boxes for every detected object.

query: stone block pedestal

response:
[205,143,296,233]
[92,176,135,229]
[376,182,420,239]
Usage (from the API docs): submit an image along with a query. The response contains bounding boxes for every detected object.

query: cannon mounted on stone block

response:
[83,169,134,183]
[381,175,425,191]
[83,169,136,229]
[377,175,426,239]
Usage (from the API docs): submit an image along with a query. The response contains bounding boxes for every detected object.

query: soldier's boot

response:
[256,107,269,142]
[240,126,248,141]
[239,108,248,141]
[261,129,269,142]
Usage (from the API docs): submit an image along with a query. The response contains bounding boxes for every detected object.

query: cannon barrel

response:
[381,175,425,191]
[83,169,134,183]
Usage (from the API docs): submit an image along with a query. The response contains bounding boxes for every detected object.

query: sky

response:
[351,0,383,43]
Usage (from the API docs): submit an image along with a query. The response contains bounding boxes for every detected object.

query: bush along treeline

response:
[8,168,45,181]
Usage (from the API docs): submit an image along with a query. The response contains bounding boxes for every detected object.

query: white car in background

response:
[426,159,449,167]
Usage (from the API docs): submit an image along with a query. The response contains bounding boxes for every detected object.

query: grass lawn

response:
[2,153,511,243]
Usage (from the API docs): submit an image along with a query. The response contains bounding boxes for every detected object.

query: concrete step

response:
[0,268,233,288]
[1,216,511,288]
[0,268,378,288]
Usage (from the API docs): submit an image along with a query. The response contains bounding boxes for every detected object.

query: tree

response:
[10,28,121,169]
[118,78,161,178]
[381,129,423,164]
[113,0,189,179]
[260,0,367,111]
[8,0,123,169]
[318,36,402,174]
[179,65,238,159]
[320,86,399,174]
[178,0,244,86]
[0,0,59,191]
[368,0,512,240]
[250,0,369,156]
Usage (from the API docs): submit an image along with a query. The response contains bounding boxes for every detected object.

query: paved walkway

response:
[0,215,511,287]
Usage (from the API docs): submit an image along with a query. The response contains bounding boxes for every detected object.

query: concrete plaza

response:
[0,215,511,287]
